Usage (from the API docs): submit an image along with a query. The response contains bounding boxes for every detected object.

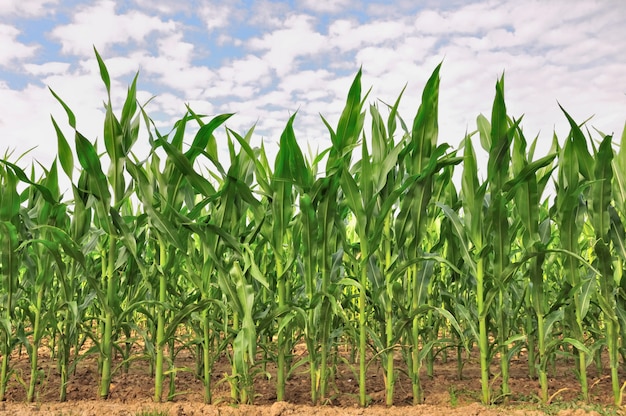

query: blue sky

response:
[1,0,625,177]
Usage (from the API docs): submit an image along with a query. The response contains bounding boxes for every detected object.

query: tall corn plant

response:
[218,113,307,402]
[126,155,185,402]
[21,161,65,402]
[304,69,366,403]
[482,76,517,400]
[512,130,560,394]
[439,131,491,403]
[0,163,21,401]
[268,114,311,401]
[185,125,268,404]
[612,125,626,403]
[588,132,620,404]
[0,156,59,401]
[467,78,558,401]
[333,70,393,408]
[140,107,239,403]
[128,106,231,401]
[292,156,322,404]
[510,128,557,403]
[367,96,406,406]
[52,121,101,401]
[43,119,95,402]
[50,48,140,398]
[340,99,406,406]
[393,64,455,404]
[554,106,595,402]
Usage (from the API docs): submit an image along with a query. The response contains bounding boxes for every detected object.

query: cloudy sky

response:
[0,0,624,177]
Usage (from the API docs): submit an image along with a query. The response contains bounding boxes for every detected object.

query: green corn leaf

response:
[94,47,111,97]
[579,276,596,320]
[33,225,86,269]
[370,104,387,164]
[387,84,406,140]
[51,116,74,178]
[437,203,477,278]
[185,113,233,163]
[0,221,19,283]
[49,88,77,129]
[74,132,111,206]
[374,141,403,196]
[341,169,366,244]
[242,245,270,290]
[488,75,509,183]
[559,103,593,180]
[609,207,626,261]
[103,100,125,202]
[543,309,564,345]
[476,114,491,152]
[286,117,312,190]
[155,138,216,197]
[410,63,441,173]
[612,122,626,211]
[504,153,556,197]
[335,68,364,150]
[590,135,614,238]
[460,134,485,247]
[0,159,56,204]
[160,300,214,346]
[120,72,139,126]
[0,168,19,221]
[562,338,592,358]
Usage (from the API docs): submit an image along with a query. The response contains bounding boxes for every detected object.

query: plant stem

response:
[154,240,167,402]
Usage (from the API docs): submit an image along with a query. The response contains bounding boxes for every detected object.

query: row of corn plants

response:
[1,50,626,407]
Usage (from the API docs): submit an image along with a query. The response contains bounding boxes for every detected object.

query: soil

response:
[0,342,622,416]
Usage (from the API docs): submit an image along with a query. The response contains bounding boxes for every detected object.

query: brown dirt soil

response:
[0,342,622,416]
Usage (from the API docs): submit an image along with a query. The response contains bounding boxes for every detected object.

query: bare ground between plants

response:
[0,344,622,416]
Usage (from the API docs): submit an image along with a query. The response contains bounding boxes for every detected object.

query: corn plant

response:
[365,95,406,406]
[554,109,596,402]
[21,161,62,402]
[393,64,456,404]
[510,127,557,402]
[264,113,310,401]
[0,162,21,401]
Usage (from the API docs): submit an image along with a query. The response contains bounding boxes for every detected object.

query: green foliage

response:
[0,49,624,410]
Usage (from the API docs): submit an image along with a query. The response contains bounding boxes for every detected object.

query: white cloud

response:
[23,61,70,76]
[199,1,234,32]
[248,14,328,76]
[98,56,141,78]
[328,19,413,52]
[0,0,57,17]
[279,69,333,95]
[216,34,243,47]
[50,0,177,56]
[297,0,352,14]
[131,0,187,15]
[0,24,38,67]
[157,32,194,63]
[1,0,625,179]
[248,1,290,29]
[217,55,271,86]
[0,81,97,173]
[129,35,215,95]
[138,52,215,95]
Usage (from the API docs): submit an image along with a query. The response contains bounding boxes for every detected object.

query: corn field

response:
[1,50,625,408]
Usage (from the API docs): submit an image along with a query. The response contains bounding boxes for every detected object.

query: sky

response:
[0,0,625,183]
